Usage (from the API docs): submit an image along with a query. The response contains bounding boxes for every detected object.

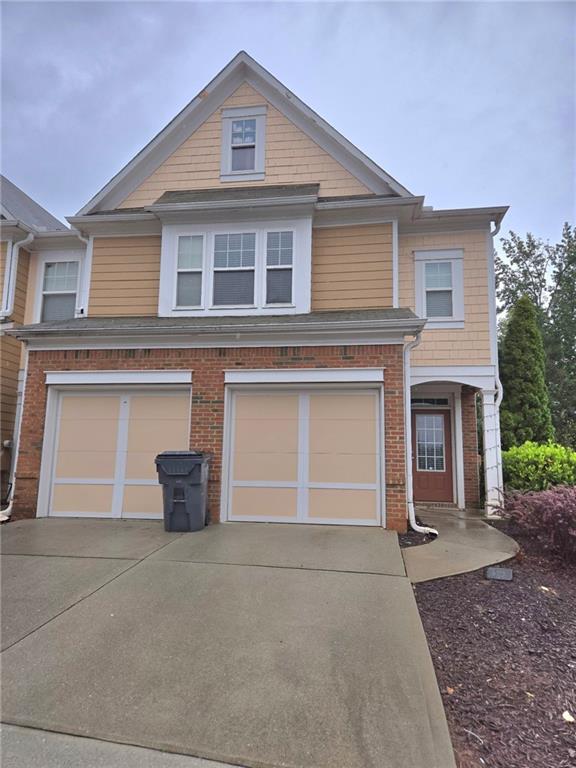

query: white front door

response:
[225,389,382,525]
[48,390,190,518]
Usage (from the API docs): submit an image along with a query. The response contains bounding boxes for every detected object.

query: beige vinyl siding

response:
[118,83,370,208]
[399,229,492,365]
[311,224,393,310]
[89,236,161,317]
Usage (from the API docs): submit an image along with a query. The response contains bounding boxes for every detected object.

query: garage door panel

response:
[51,484,114,515]
[129,395,190,421]
[235,394,298,420]
[308,489,378,521]
[58,419,119,454]
[233,452,298,482]
[124,452,160,481]
[231,487,298,519]
[309,419,376,455]
[234,413,298,455]
[59,396,120,421]
[122,485,163,517]
[55,451,116,480]
[309,452,377,484]
[126,419,189,454]
[309,393,376,420]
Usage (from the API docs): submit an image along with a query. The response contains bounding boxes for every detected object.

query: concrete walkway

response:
[403,509,519,583]
[1,519,456,768]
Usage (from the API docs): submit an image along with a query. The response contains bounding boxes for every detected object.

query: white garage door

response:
[48,390,190,518]
[226,389,382,525]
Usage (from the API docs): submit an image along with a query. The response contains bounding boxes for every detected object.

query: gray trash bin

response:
[155,451,211,532]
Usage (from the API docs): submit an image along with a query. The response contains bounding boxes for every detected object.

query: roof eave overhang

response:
[11,316,426,349]
[400,206,509,233]
[0,220,34,240]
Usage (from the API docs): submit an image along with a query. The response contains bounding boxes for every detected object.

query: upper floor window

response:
[414,249,464,329]
[41,261,79,322]
[159,218,311,317]
[221,106,266,182]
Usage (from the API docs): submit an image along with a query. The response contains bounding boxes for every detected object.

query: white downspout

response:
[0,230,34,319]
[1,231,34,519]
[404,332,438,536]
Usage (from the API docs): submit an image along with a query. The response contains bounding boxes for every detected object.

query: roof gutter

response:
[1,228,34,320]
[9,316,426,341]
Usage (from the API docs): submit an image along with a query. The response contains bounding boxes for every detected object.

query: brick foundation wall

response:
[461,385,480,507]
[14,344,408,531]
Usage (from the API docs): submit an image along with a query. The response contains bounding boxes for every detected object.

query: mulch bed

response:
[414,525,576,768]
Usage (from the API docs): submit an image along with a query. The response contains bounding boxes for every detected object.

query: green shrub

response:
[502,441,576,491]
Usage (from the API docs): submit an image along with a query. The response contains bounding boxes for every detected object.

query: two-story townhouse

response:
[2,52,506,532]
[0,175,85,504]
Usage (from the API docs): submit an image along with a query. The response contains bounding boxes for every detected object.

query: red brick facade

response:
[461,385,481,507]
[14,344,410,531]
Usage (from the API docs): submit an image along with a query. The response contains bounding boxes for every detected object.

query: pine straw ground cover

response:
[413,526,576,768]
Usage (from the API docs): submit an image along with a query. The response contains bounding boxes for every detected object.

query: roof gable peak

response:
[77,51,412,216]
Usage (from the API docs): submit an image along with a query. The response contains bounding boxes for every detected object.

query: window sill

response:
[424,319,465,329]
[220,172,265,183]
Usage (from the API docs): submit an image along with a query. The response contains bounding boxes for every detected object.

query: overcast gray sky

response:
[1,1,574,246]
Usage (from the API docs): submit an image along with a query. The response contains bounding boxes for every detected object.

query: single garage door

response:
[226,389,382,525]
[48,390,190,518]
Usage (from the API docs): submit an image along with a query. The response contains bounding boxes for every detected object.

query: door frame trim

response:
[221,384,386,527]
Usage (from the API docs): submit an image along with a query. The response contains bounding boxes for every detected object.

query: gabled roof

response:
[77,51,412,215]
[0,175,67,232]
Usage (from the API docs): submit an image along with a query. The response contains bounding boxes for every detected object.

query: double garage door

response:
[47,390,190,518]
[45,387,383,525]
[226,390,382,525]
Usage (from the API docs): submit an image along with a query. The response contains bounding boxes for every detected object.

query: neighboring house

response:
[0,175,84,502]
[1,52,506,530]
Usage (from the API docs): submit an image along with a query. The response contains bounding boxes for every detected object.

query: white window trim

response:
[220,105,266,182]
[45,370,192,385]
[159,217,312,317]
[224,368,384,385]
[33,250,85,324]
[414,249,464,329]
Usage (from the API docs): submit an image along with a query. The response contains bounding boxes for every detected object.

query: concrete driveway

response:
[1,519,455,768]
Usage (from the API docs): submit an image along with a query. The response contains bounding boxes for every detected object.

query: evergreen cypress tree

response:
[500,295,555,449]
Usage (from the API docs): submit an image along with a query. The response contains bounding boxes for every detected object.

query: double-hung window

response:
[159,218,312,317]
[424,261,453,317]
[414,250,464,328]
[213,233,256,306]
[41,261,79,322]
[266,231,293,304]
[221,106,266,181]
[176,235,203,307]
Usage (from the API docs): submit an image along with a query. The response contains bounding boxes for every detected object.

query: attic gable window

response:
[221,105,266,182]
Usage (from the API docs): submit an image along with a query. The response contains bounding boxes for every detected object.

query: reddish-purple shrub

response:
[501,485,576,562]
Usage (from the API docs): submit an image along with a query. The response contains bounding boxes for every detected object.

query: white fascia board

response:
[76,51,413,215]
[25,330,408,351]
[225,368,384,384]
[149,195,318,213]
[411,365,496,390]
[66,215,162,238]
[45,370,192,386]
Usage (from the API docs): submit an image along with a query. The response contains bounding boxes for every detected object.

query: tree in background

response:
[496,224,576,447]
[499,296,554,450]
[546,225,576,446]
